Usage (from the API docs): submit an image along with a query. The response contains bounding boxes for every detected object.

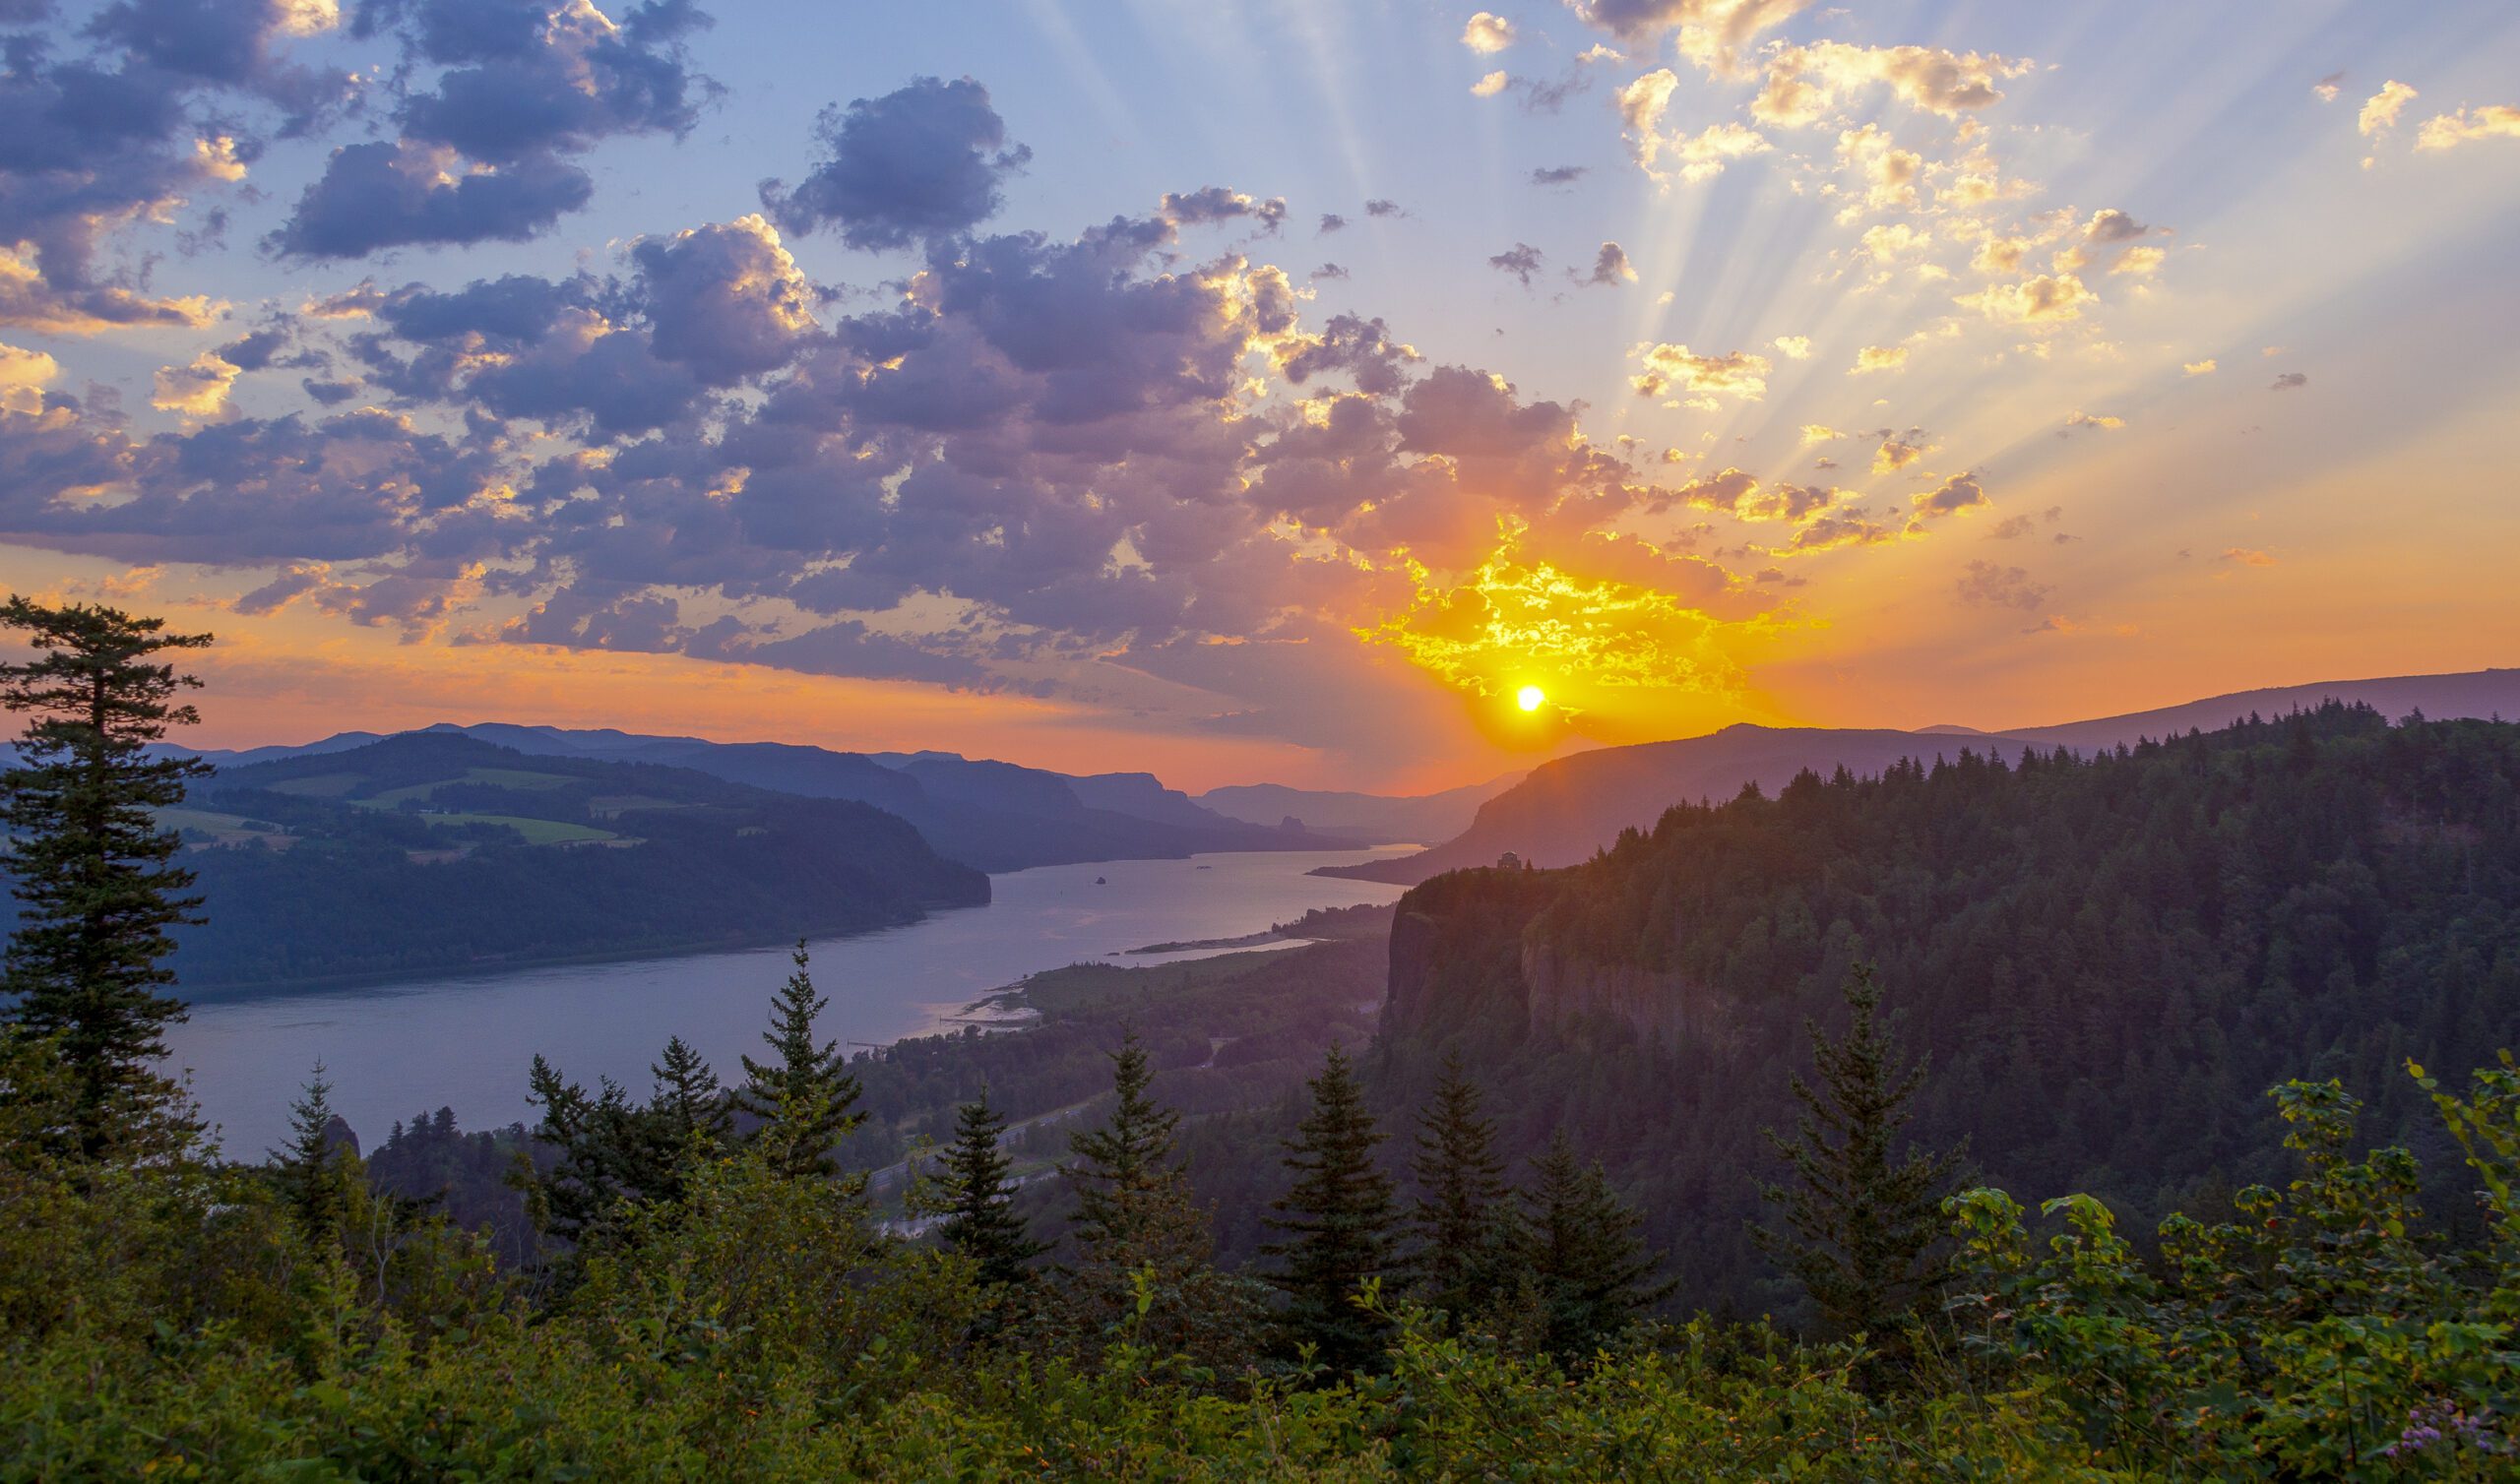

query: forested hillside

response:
[1379,705,2520,1312]
[161,733,989,988]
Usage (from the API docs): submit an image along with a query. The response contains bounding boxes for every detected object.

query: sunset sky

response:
[4,0,2516,791]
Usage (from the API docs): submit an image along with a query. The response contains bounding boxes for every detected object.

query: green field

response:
[360,768,582,808]
[420,813,620,845]
[158,807,288,846]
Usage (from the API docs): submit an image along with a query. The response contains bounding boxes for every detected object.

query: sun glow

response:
[1516,684,1545,712]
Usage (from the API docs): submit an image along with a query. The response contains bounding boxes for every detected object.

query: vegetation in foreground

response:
[4,597,2517,1478]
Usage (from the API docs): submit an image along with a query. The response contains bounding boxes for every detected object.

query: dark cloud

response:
[1487,242,1544,285]
[272,142,595,258]
[1363,198,1402,217]
[215,325,288,370]
[760,76,1029,252]
[1278,313,1418,396]
[1317,212,1346,233]
[1530,164,1587,186]
[1310,262,1349,280]
[1159,186,1287,233]
[2269,371,2308,391]
[1955,558,2048,611]
[628,215,816,385]
[275,0,715,258]
[1573,241,1632,286]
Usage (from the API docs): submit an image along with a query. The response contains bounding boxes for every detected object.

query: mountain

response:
[158,732,989,990]
[189,723,1339,874]
[1194,773,1526,845]
[1373,706,2520,1314]
[1985,666,2520,751]
[1322,667,2520,886]
[1316,725,2042,884]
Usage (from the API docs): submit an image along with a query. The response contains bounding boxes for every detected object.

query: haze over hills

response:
[1321,667,2520,885]
[1195,773,1528,845]
[179,722,1347,874]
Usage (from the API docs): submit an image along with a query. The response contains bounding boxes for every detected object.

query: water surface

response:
[161,848,1406,1155]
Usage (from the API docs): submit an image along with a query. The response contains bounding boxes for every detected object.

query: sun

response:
[1515,684,1545,713]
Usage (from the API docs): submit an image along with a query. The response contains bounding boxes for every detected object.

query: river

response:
[158,847,1409,1157]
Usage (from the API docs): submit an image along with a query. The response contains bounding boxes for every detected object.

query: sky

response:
[2,0,2516,793]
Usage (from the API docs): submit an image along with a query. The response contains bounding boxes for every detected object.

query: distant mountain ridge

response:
[1320,667,2520,885]
[1195,773,1527,845]
[181,722,1340,874]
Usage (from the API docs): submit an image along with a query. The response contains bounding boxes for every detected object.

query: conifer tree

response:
[650,1035,730,1150]
[734,942,862,1182]
[1063,1029,1181,1251]
[935,1087,1045,1287]
[1264,1042,1399,1373]
[523,1055,647,1247]
[0,597,213,1154]
[1408,1052,1518,1323]
[273,1063,352,1244]
[1525,1131,1671,1360]
[1756,962,1961,1348]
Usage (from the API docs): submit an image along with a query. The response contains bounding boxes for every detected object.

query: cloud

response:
[1487,243,1544,285]
[1472,70,1510,97]
[1837,124,1922,212]
[275,0,711,257]
[1956,273,2094,325]
[1911,471,1987,519]
[2269,371,2308,391]
[1955,559,2048,610]
[2063,411,2124,432]
[1572,0,1810,49]
[1873,432,1929,471]
[272,142,597,258]
[1461,11,1516,52]
[1364,198,1404,217]
[2360,81,2419,136]
[150,350,241,417]
[1782,510,1897,553]
[1851,344,1907,374]
[629,215,818,385]
[2314,71,2345,103]
[0,340,58,413]
[1632,343,1771,401]
[1318,213,1347,233]
[2220,546,2277,567]
[1575,242,1636,286]
[2184,358,2217,376]
[2416,105,2520,151]
[1619,74,1775,182]
[1531,164,1588,187]
[760,76,1030,251]
[1159,187,1288,233]
[1755,41,2033,126]
[1773,336,1811,359]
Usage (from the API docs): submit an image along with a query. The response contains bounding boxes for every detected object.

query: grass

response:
[586,794,691,818]
[158,807,286,845]
[361,768,582,808]
[262,773,363,798]
[422,814,620,845]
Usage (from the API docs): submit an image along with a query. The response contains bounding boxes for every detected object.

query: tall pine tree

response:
[636,1034,730,1205]
[0,597,212,1154]
[1525,1131,1672,1361]
[1407,1052,1519,1325]
[272,1062,354,1244]
[934,1087,1045,1287]
[1063,1029,1181,1252]
[1264,1042,1398,1374]
[735,942,862,1182]
[1756,962,1961,1349]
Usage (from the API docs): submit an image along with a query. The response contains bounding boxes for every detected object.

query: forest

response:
[4,600,2518,1478]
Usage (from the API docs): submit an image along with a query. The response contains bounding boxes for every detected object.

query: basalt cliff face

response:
[1382,865,1733,1051]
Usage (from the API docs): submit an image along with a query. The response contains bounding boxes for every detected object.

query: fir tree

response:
[1756,962,1961,1349]
[1525,1131,1672,1360]
[1407,1052,1519,1324]
[273,1062,352,1243]
[1063,1029,1181,1252]
[523,1055,647,1248]
[934,1087,1046,1287]
[1264,1042,1399,1374]
[0,597,213,1154]
[734,942,862,1182]
[636,1035,730,1205]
